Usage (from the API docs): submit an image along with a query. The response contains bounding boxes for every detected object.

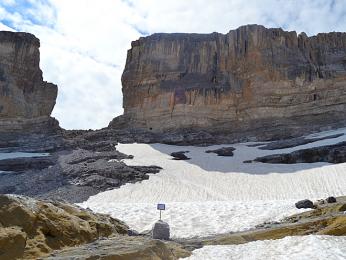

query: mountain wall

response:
[113,24,346,140]
[0,31,59,140]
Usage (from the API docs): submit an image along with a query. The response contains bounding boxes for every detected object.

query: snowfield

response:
[82,200,304,238]
[185,235,346,260]
[80,128,346,240]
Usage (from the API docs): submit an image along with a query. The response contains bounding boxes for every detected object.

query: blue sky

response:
[1,0,346,129]
[1,0,56,28]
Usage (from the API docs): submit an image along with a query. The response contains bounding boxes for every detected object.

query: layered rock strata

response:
[115,24,346,140]
[0,31,59,140]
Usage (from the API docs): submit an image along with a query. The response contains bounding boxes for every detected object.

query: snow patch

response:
[185,235,346,260]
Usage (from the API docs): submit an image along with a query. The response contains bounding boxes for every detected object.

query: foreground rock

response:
[254,141,346,164]
[0,194,128,259]
[47,236,190,260]
[0,227,26,260]
[111,24,346,142]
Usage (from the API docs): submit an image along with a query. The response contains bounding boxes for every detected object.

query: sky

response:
[0,0,345,130]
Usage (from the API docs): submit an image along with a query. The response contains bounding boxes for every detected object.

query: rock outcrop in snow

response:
[112,24,346,141]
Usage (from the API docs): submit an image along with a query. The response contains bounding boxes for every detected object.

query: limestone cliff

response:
[114,24,346,140]
[0,31,58,137]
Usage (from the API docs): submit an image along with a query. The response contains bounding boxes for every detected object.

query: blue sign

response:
[157,203,165,210]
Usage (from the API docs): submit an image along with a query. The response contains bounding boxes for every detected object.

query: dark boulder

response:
[170,151,190,160]
[206,147,235,156]
[295,199,314,209]
[326,196,337,203]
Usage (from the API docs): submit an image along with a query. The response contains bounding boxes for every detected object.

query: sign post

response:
[157,203,165,220]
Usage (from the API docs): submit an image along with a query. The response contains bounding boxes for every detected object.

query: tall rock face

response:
[0,31,59,138]
[116,24,346,140]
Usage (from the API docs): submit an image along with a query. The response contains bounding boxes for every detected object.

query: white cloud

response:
[127,0,346,35]
[42,45,124,129]
[6,0,141,129]
[40,0,141,129]
[0,0,345,129]
[2,0,15,6]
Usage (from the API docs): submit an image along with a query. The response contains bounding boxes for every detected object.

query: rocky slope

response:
[0,146,162,203]
[111,24,346,141]
[0,31,59,144]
